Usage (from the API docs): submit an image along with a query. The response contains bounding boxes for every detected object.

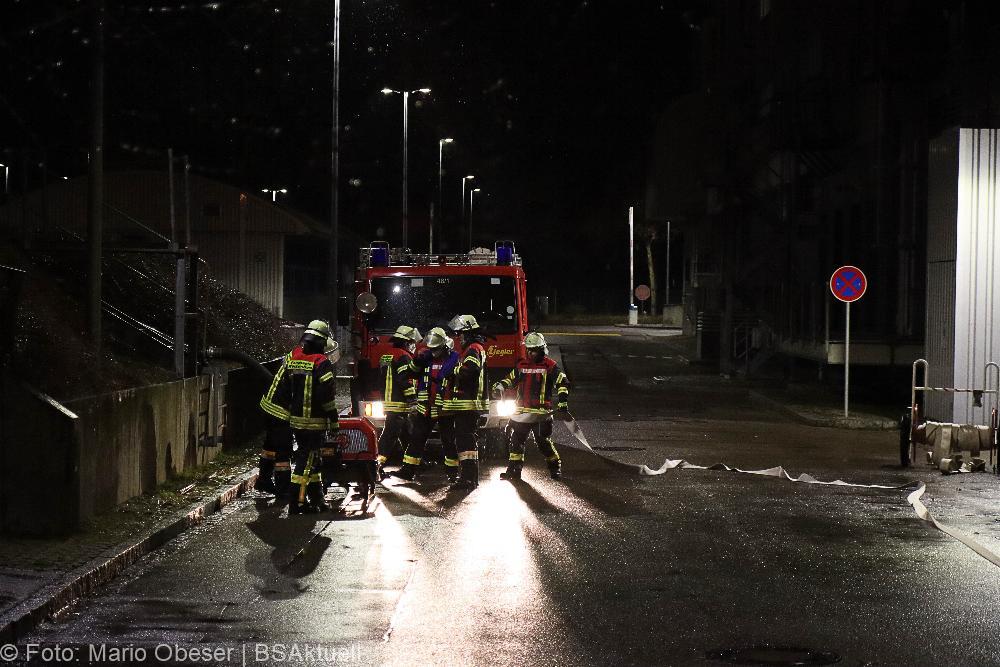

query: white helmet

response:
[392,325,422,343]
[447,314,480,333]
[324,337,341,364]
[304,319,331,340]
[424,327,450,349]
[524,331,547,355]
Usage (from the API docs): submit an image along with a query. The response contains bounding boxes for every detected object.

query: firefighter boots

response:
[390,463,418,481]
[450,460,479,490]
[499,463,522,481]
[256,456,277,495]
[306,482,330,512]
[274,462,291,497]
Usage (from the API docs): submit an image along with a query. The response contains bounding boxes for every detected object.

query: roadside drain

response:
[706,645,840,665]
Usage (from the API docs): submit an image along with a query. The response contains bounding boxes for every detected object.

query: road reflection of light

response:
[363,502,414,589]
[457,482,532,605]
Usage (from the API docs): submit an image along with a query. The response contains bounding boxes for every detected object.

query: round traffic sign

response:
[830,266,867,303]
[634,284,651,301]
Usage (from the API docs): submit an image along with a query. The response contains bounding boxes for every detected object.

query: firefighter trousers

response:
[377,411,410,465]
[403,413,457,471]
[259,416,293,492]
[291,430,325,501]
[508,417,560,464]
[452,411,482,482]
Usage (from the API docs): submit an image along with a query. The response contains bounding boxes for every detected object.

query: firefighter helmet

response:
[391,325,422,343]
[424,327,450,349]
[324,337,341,363]
[524,332,548,355]
[447,314,480,332]
[304,319,331,340]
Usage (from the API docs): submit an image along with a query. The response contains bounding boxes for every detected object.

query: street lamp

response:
[431,137,454,254]
[0,163,7,195]
[461,174,475,247]
[469,188,482,249]
[262,187,288,202]
[381,86,432,248]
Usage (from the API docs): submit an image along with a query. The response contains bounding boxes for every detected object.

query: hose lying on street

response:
[559,419,1000,570]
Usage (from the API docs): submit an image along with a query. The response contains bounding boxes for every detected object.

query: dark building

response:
[646,0,1000,390]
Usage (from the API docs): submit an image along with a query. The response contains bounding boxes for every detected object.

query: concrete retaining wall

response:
[63,376,220,520]
[0,365,261,536]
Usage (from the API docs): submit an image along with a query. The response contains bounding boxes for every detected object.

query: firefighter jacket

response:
[259,351,293,421]
[380,348,416,413]
[442,341,488,413]
[408,349,460,418]
[496,356,569,415]
[285,346,339,431]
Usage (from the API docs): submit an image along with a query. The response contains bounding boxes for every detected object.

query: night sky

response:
[1,1,694,293]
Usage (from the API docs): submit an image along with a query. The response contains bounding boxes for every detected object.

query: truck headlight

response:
[494,399,517,417]
[362,401,385,419]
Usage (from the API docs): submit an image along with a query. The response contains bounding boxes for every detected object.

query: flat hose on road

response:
[559,419,1000,569]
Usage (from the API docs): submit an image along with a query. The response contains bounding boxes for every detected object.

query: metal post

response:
[167,148,176,245]
[429,201,434,255]
[437,140,445,253]
[844,301,850,417]
[629,206,635,306]
[402,90,409,249]
[664,219,671,306]
[87,0,105,353]
[175,251,186,377]
[461,177,470,233]
[329,0,341,334]
[184,156,191,247]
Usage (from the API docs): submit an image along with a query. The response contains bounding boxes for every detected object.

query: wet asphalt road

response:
[21,327,1000,666]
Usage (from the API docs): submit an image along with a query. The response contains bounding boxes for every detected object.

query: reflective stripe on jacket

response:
[496,356,569,414]
[286,346,339,431]
[380,348,416,413]
[441,342,488,413]
[409,350,459,418]
[259,352,292,420]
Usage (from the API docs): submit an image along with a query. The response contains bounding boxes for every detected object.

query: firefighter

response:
[492,332,569,481]
[256,349,293,497]
[390,327,460,482]
[318,336,343,492]
[376,325,421,479]
[444,314,490,490]
[286,319,339,514]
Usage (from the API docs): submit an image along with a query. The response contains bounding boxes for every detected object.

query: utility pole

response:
[87,0,105,354]
[329,0,341,335]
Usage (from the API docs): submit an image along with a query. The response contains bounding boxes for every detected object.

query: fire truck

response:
[347,241,528,437]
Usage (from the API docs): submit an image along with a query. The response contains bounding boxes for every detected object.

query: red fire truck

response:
[347,241,528,436]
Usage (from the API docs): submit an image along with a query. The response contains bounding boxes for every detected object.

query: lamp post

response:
[262,187,288,202]
[461,174,475,248]
[469,188,482,249]
[431,137,454,254]
[381,86,431,249]
[0,163,7,195]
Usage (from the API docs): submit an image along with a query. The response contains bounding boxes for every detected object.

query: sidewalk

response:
[0,447,261,642]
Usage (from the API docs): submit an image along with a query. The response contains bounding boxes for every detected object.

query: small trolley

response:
[326,417,379,514]
[904,359,1000,472]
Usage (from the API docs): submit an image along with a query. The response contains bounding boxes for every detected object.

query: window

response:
[367,276,518,335]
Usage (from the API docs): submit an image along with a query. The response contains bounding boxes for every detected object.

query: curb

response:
[748,390,897,430]
[0,470,259,643]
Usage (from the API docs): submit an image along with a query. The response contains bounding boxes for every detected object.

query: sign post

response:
[635,284,650,314]
[628,206,637,325]
[829,265,867,417]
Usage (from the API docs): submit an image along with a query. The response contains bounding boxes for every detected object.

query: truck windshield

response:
[368,276,518,335]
